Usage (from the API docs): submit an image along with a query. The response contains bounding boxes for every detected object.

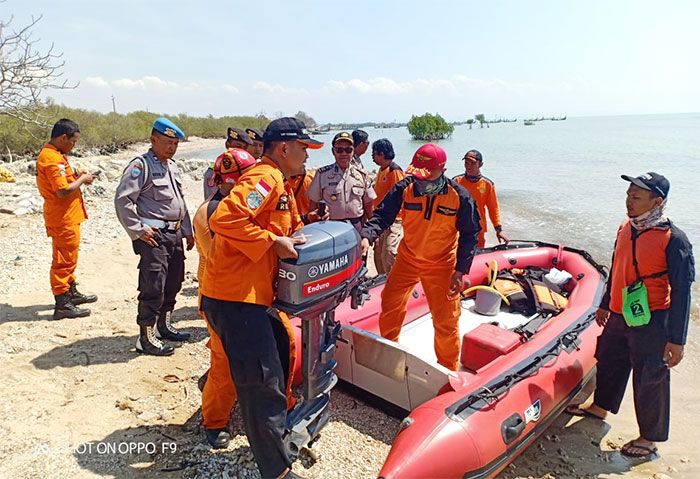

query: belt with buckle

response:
[140,217,182,231]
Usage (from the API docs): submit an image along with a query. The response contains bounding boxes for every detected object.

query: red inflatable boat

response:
[288,240,607,478]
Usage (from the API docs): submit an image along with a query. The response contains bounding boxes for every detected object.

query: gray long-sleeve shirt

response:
[114,149,193,241]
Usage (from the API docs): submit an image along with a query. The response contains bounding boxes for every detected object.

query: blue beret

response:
[153,117,185,139]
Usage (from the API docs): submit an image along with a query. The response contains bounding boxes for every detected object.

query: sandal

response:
[620,441,658,458]
[564,404,606,420]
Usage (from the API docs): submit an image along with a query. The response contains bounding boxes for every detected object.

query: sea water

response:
[185,113,699,316]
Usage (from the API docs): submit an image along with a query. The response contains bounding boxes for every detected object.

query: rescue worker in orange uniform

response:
[287,168,315,216]
[199,118,324,478]
[203,127,253,199]
[566,172,694,460]
[453,149,508,248]
[370,138,405,275]
[36,119,98,320]
[245,127,265,159]
[361,144,481,371]
[193,148,258,447]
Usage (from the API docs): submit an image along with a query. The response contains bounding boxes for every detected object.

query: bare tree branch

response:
[0,9,78,128]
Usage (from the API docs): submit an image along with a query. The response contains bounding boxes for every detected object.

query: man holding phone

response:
[36,118,98,320]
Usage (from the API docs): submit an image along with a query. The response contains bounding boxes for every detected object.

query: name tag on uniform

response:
[152,172,165,179]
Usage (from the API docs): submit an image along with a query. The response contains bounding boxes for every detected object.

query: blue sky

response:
[5,0,699,122]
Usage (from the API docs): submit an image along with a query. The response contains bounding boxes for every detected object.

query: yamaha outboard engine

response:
[274,220,366,457]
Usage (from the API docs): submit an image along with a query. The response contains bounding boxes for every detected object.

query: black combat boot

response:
[53,293,91,320]
[204,428,231,449]
[136,325,175,356]
[156,311,191,341]
[68,282,98,305]
[197,369,209,392]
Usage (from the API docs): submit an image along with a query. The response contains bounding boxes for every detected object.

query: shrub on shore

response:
[0,102,269,158]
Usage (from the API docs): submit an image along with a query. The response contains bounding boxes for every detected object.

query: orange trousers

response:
[378,255,461,371]
[46,224,81,296]
[201,309,297,429]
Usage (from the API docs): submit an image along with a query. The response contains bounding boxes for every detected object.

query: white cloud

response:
[252,81,310,96]
[84,76,109,88]
[113,76,179,89]
[223,84,240,94]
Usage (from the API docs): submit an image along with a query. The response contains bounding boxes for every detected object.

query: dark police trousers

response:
[132,229,185,326]
[200,296,291,479]
[594,311,670,441]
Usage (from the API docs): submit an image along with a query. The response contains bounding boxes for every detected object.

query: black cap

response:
[464,149,483,162]
[621,172,670,199]
[227,127,253,145]
[263,117,323,149]
[332,131,354,146]
[245,127,264,142]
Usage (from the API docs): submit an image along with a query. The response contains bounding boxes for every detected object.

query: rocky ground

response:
[0,139,698,479]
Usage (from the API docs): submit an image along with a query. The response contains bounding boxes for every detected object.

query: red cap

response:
[405,143,447,179]
[208,148,258,187]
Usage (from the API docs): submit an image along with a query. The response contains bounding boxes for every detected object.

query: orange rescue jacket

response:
[200,157,303,306]
[36,144,87,228]
[454,174,501,233]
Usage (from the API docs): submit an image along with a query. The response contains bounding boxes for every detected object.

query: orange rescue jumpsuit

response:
[372,161,406,274]
[454,174,501,248]
[287,170,315,216]
[199,157,300,429]
[361,177,480,370]
[36,144,88,295]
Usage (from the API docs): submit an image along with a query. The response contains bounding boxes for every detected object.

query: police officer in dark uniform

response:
[115,117,195,356]
[306,131,376,232]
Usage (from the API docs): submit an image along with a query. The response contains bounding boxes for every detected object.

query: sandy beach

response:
[0,139,698,479]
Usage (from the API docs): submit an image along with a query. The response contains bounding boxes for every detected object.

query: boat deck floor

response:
[397,299,534,369]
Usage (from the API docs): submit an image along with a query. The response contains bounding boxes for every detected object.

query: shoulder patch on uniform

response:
[254,179,272,198]
[131,165,142,178]
[246,191,264,209]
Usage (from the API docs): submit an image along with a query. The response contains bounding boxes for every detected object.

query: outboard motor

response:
[274,220,366,457]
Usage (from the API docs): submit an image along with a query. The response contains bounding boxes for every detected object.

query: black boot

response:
[53,293,90,320]
[136,325,174,356]
[197,369,209,392]
[204,428,231,449]
[68,282,98,305]
[156,311,191,342]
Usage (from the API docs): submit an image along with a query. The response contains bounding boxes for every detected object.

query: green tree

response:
[406,113,454,141]
[466,119,475,130]
[474,114,489,129]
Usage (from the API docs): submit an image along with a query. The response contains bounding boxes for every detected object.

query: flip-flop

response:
[564,404,606,420]
[620,441,658,458]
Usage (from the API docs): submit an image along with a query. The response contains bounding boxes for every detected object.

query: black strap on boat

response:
[513,314,551,340]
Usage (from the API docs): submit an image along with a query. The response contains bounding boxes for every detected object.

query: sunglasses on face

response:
[334,146,353,154]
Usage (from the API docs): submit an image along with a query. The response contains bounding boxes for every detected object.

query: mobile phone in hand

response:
[92,170,102,177]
